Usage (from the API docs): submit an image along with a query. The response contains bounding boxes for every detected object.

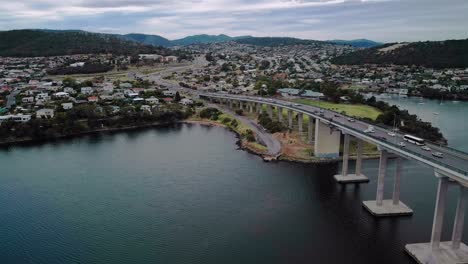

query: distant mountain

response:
[328,39,383,48]
[171,34,249,46]
[120,33,173,47]
[235,37,323,47]
[331,39,468,68]
[0,30,170,57]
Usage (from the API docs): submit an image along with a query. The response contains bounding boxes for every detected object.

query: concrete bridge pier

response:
[405,177,468,264]
[308,118,314,144]
[229,99,233,109]
[267,105,273,118]
[278,107,283,122]
[313,119,340,158]
[298,113,303,135]
[334,135,369,183]
[363,150,413,216]
[288,110,293,129]
[249,103,253,113]
[239,101,244,111]
[257,103,263,114]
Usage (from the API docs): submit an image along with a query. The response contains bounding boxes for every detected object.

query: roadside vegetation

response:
[293,99,382,120]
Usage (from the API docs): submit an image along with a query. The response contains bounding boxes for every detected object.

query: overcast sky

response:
[1,0,467,42]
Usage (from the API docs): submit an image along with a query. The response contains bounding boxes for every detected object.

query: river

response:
[0,98,467,263]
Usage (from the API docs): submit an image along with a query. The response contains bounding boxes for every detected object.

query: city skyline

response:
[2,0,468,42]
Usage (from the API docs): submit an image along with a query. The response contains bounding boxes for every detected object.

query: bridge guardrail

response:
[202,94,468,176]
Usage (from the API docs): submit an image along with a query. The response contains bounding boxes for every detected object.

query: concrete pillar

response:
[355,139,363,176]
[278,107,283,122]
[392,157,402,205]
[288,110,293,129]
[229,99,233,109]
[341,134,350,177]
[376,150,388,206]
[431,177,449,250]
[249,102,253,113]
[267,105,273,118]
[308,117,314,144]
[298,113,303,135]
[258,103,263,114]
[314,119,340,158]
[452,185,468,250]
[239,101,243,110]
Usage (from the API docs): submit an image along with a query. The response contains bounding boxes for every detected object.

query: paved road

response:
[209,103,281,157]
[201,93,468,181]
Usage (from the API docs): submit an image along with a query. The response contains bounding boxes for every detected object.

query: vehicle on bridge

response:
[432,152,444,158]
[403,134,425,146]
[364,125,375,133]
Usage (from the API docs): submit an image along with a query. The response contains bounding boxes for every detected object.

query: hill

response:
[235,37,323,47]
[0,30,168,57]
[120,33,173,47]
[328,39,382,48]
[172,34,242,46]
[331,39,468,68]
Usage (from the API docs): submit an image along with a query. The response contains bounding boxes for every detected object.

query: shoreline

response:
[0,118,379,164]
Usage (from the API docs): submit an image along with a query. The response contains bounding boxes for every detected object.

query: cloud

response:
[1,0,467,42]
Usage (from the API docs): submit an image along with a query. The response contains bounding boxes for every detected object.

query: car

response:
[378,136,387,141]
[334,114,340,117]
[364,125,375,133]
[422,146,431,151]
[294,103,300,106]
[398,142,406,147]
[348,118,355,122]
[387,132,396,137]
[432,152,444,158]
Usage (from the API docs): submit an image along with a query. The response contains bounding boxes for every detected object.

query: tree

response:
[174,92,181,102]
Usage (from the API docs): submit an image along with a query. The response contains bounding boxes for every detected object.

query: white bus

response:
[403,134,425,146]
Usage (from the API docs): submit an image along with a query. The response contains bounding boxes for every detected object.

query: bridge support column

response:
[288,110,293,129]
[278,107,283,122]
[308,117,314,144]
[313,119,340,158]
[405,177,468,264]
[267,105,273,118]
[363,150,413,216]
[298,113,303,135]
[229,99,233,109]
[249,103,253,113]
[334,136,369,183]
[239,101,244,110]
[258,103,263,114]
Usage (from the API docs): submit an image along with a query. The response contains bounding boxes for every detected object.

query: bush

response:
[230,119,238,128]
[222,117,231,124]
[199,107,220,120]
[244,129,256,142]
[258,113,285,133]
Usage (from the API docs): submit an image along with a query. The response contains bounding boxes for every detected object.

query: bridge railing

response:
[202,94,468,176]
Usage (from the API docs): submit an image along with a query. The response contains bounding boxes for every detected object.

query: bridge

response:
[200,93,468,264]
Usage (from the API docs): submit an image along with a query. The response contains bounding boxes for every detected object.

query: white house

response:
[140,105,152,112]
[22,97,34,103]
[180,98,193,106]
[36,108,55,119]
[80,87,93,95]
[163,90,176,97]
[54,92,69,98]
[63,87,77,94]
[61,102,73,110]
[145,96,159,105]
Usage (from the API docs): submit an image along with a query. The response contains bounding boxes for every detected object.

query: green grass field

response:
[293,99,382,120]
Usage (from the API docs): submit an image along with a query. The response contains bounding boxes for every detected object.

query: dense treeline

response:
[47,63,114,75]
[365,96,445,143]
[0,105,191,143]
[332,39,468,68]
[258,113,285,133]
[0,30,171,57]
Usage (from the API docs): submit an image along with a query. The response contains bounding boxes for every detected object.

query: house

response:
[163,98,173,103]
[140,105,151,112]
[145,96,159,105]
[22,97,34,103]
[88,96,99,103]
[63,87,76,94]
[35,93,50,101]
[163,90,176,97]
[80,87,93,95]
[61,102,73,110]
[180,98,193,106]
[119,82,133,89]
[132,97,144,103]
[54,92,69,98]
[36,108,55,119]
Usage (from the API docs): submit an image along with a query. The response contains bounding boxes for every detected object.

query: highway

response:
[201,93,468,182]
